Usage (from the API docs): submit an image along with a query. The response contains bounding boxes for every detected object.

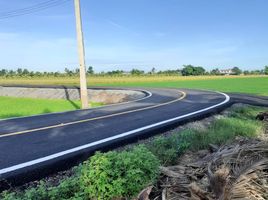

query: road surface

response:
[0,86,267,188]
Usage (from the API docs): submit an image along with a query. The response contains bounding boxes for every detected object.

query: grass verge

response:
[148,105,264,165]
[0,105,266,200]
[0,96,103,119]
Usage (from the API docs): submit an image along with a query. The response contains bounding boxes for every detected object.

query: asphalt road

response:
[0,87,267,188]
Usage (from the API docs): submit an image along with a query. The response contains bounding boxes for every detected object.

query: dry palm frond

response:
[208,167,229,198]
[203,141,268,200]
[136,186,153,200]
[146,139,268,200]
[221,158,268,200]
[189,182,211,200]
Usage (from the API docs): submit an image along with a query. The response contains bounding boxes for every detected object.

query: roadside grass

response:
[0,75,267,95]
[0,105,266,199]
[0,96,103,119]
[147,105,264,165]
[189,117,262,150]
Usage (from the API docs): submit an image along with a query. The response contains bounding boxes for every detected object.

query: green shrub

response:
[0,191,17,200]
[147,135,178,165]
[80,145,159,200]
[1,176,83,200]
[147,130,194,165]
[48,176,83,200]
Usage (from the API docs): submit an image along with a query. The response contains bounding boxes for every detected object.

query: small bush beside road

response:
[81,146,159,199]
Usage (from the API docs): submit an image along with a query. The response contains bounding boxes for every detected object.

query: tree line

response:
[0,65,267,77]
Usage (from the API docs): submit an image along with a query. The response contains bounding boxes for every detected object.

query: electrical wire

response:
[0,0,72,20]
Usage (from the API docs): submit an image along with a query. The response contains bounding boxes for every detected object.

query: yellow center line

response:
[0,91,186,138]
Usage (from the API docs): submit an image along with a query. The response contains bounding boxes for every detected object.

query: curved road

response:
[0,87,267,188]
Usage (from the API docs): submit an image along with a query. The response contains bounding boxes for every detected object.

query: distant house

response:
[219,69,233,75]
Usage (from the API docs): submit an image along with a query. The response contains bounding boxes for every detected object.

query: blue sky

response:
[0,0,267,72]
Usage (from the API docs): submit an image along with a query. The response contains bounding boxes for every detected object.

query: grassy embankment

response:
[1,105,266,199]
[0,96,102,119]
[0,75,267,95]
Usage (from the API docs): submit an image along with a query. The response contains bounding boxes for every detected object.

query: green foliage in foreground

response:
[0,96,103,119]
[1,168,83,200]
[147,106,264,165]
[81,145,159,199]
[1,146,159,200]
[0,106,265,199]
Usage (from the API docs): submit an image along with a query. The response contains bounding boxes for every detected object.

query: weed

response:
[81,145,159,200]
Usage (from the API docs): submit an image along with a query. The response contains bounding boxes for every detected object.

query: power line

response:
[0,0,65,14]
[0,0,72,20]
[0,0,71,19]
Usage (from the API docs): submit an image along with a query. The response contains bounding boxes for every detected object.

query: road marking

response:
[0,91,186,138]
[0,91,230,175]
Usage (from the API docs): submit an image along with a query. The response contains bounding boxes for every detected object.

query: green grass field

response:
[0,75,266,119]
[97,76,268,96]
[0,96,102,119]
[0,75,267,95]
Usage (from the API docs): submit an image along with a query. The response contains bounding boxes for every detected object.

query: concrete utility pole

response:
[74,0,89,109]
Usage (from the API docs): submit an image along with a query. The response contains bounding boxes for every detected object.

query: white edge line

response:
[0,89,153,122]
[0,91,230,175]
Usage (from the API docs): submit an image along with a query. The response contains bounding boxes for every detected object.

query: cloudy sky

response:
[0,0,267,72]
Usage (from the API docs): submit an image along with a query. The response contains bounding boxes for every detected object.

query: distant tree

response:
[250,70,261,75]
[54,72,60,77]
[181,65,194,76]
[17,68,23,75]
[35,71,42,77]
[193,66,206,75]
[264,66,268,75]
[106,70,124,76]
[157,69,180,75]
[181,65,206,76]
[8,70,16,77]
[87,66,94,75]
[74,68,79,75]
[29,71,35,77]
[22,69,29,76]
[150,67,156,74]
[0,69,7,76]
[64,67,70,74]
[130,69,144,75]
[243,70,250,75]
[210,68,220,75]
[64,67,73,76]
[232,67,242,75]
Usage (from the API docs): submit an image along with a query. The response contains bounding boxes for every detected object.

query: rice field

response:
[0,75,267,96]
